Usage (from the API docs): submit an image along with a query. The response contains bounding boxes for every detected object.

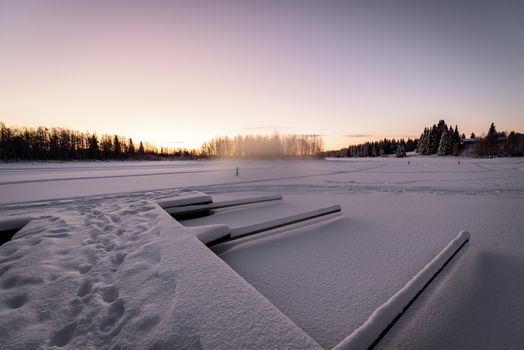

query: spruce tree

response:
[438,128,454,155]
[88,134,99,160]
[428,125,439,154]
[487,122,498,155]
[417,128,430,154]
[128,138,135,159]
[113,135,122,159]
[137,141,145,158]
[395,144,406,158]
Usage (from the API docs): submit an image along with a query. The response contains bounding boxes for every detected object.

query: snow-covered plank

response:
[228,205,342,240]
[0,216,34,232]
[165,194,283,216]
[156,193,212,208]
[185,224,231,244]
[333,230,471,350]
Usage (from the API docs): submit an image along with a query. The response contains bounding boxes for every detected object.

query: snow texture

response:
[0,196,320,349]
[334,231,470,350]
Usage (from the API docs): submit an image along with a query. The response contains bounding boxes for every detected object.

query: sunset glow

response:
[1,0,523,150]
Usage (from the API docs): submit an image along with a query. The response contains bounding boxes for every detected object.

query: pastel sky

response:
[1,0,523,150]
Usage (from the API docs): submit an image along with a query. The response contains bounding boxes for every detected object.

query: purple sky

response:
[1,0,523,149]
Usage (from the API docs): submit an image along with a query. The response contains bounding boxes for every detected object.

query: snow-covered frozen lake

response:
[1,157,523,349]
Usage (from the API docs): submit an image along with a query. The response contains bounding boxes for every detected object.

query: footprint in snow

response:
[135,314,161,333]
[0,265,12,278]
[49,320,77,347]
[99,298,126,332]
[100,285,119,303]
[110,253,127,266]
[4,293,28,309]
[76,279,93,298]
[77,264,93,275]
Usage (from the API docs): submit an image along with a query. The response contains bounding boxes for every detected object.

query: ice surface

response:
[1,157,523,349]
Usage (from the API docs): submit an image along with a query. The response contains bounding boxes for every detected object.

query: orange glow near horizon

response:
[1,1,523,151]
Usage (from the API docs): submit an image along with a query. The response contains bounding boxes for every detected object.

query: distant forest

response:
[2,120,523,162]
[0,122,198,161]
[324,120,524,158]
[0,122,323,161]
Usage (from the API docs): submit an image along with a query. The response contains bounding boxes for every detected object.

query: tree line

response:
[322,138,418,158]
[0,122,325,161]
[2,120,521,161]
[417,120,524,157]
[416,120,463,155]
[324,119,523,158]
[0,122,197,161]
[473,123,524,157]
[200,134,324,159]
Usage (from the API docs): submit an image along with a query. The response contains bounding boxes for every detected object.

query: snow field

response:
[1,157,523,349]
[187,191,523,348]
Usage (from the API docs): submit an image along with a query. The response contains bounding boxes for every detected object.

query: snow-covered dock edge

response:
[164,194,283,216]
[333,230,470,350]
[0,216,34,232]
[230,205,342,239]
[204,205,342,246]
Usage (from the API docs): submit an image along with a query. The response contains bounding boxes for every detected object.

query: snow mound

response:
[0,197,320,349]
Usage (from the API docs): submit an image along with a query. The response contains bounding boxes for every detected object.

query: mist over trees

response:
[200,134,324,159]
